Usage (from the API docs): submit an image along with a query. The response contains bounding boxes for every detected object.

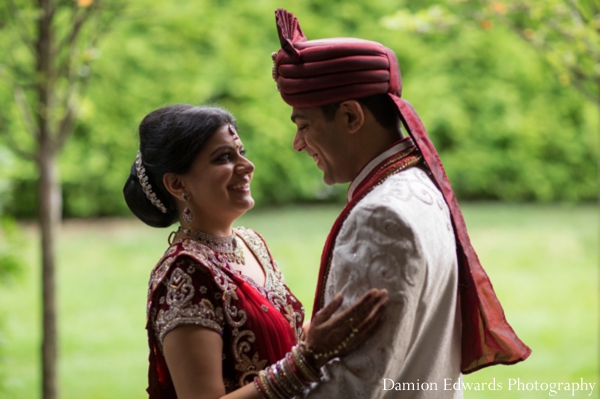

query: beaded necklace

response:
[179,226,245,265]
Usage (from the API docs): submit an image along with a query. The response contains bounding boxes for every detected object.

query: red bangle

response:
[254,375,267,399]
[267,365,288,399]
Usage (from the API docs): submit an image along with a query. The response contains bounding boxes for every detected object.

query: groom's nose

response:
[292,130,306,152]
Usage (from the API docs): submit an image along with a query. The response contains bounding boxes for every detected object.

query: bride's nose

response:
[236,155,254,175]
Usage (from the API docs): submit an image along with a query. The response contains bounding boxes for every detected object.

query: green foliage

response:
[0,147,23,282]
[383,0,599,200]
[0,152,24,392]
[385,0,600,101]
[0,219,22,283]
[0,216,24,393]
[401,24,598,200]
[1,0,598,218]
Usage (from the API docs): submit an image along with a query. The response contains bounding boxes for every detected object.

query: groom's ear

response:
[338,100,365,135]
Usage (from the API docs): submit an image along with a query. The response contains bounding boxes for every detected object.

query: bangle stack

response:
[254,345,321,399]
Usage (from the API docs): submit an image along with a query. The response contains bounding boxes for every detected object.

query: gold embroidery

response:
[168,268,194,300]
[284,304,296,329]
[148,232,305,389]
[179,238,265,385]
[236,227,305,339]
[148,256,175,300]
[235,352,268,385]
[155,267,225,343]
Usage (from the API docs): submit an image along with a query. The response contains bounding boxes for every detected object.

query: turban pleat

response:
[290,40,388,61]
[280,83,391,110]
[278,55,390,77]
[279,70,390,94]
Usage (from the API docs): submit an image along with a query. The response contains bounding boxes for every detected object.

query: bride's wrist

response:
[298,342,328,369]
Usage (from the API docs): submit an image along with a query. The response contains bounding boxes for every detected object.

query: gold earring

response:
[182,193,193,225]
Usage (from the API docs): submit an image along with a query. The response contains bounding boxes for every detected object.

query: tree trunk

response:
[38,140,61,399]
[37,1,59,398]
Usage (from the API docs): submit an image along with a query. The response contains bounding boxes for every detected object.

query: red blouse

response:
[146,227,305,398]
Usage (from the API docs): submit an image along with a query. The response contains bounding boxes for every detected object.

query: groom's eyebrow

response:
[291,112,305,123]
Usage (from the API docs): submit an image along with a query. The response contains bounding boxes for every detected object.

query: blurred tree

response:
[383,0,599,197]
[0,1,119,398]
[1,0,597,221]
[384,0,599,102]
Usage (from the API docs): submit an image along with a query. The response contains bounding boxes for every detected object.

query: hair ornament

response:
[135,151,168,214]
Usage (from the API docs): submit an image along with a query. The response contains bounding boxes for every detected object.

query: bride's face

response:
[181,124,255,224]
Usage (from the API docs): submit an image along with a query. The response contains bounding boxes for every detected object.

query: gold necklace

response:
[179,226,245,265]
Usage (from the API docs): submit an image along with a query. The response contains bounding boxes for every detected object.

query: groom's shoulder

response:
[347,166,451,237]
[354,166,443,211]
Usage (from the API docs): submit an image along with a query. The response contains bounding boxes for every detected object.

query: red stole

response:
[311,135,531,374]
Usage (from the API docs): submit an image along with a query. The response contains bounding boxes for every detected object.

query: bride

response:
[123,104,388,399]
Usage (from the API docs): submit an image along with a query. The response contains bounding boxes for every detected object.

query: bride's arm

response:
[163,326,239,399]
[164,326,271,399]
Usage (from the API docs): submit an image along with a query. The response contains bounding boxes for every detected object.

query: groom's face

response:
[290,106,352,185]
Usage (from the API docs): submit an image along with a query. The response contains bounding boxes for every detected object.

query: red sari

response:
[146,227,304,398]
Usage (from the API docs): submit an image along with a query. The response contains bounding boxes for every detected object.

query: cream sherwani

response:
[304,141,462,399]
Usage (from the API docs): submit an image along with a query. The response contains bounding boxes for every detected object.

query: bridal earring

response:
[182,193,194,225]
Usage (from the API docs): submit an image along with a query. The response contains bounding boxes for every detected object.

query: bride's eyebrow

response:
[210,145,235,157]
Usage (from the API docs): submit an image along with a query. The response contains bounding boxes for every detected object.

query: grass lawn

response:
[0,203,597,398]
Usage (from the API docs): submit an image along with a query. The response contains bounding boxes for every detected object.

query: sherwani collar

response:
[347,137,415,202]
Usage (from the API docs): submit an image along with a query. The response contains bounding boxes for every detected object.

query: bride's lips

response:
[228,180,250,192]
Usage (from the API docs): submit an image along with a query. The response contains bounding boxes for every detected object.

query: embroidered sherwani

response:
[306,139,462,399]
[146,227,304,398]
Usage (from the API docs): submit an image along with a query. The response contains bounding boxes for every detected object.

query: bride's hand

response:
[303,288,389,368]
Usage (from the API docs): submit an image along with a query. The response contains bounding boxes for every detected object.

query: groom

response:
[271,9,530,398]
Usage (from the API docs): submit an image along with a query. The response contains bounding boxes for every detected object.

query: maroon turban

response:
[273,8,531,374]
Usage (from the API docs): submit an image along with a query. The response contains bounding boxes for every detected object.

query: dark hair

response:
[320,93,400,130]
[123,104,236,227]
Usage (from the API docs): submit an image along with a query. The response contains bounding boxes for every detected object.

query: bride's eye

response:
[216,153,231,162]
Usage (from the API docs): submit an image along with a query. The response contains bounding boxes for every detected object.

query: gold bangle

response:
[259,370,278,399]
[266,365,288,399]
[274,360,297,396]
[283,354,307,392]
[254,376,268,399]
[292,346,320,382]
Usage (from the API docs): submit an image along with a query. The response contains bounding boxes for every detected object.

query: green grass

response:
[0,204,597,399]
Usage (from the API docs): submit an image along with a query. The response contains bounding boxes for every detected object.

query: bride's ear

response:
[163,173,187,203]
